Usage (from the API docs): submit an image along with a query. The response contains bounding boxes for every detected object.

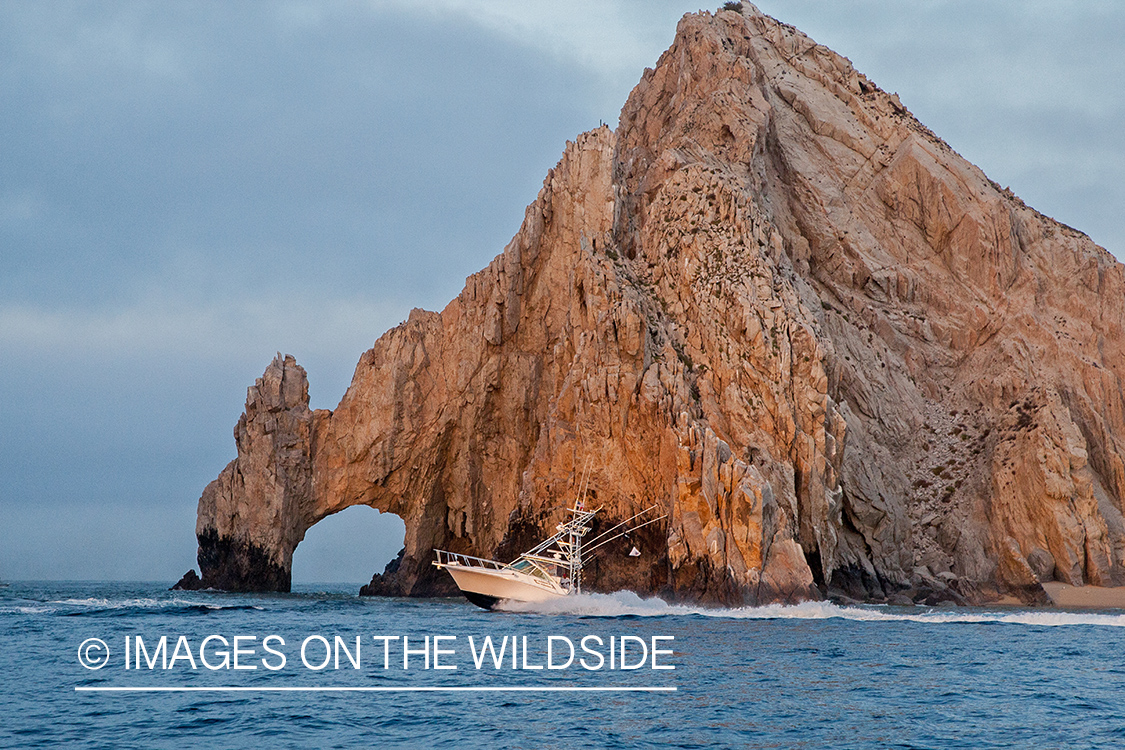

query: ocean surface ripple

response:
[3,582,1124,748]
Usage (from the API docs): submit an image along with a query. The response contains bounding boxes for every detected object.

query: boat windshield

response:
[508,558,553,580]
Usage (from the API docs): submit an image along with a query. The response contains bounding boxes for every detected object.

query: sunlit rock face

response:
[191,4,1125,605]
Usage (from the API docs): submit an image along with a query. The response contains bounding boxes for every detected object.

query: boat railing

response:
[433,549,511,572]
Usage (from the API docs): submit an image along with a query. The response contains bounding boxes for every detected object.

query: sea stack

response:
[184,4,1125,606]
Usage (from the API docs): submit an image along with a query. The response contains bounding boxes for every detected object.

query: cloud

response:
[1,0,605,312]
[0,295,406,364]
[380,0,687,89]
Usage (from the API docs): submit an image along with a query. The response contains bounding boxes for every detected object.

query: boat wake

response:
[497,590,1125,627]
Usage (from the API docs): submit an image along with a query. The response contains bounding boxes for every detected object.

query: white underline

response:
[76,686,676,693]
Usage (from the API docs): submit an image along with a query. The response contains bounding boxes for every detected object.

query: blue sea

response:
[3,581,1124,749]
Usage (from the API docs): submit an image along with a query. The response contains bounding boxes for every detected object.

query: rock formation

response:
[184,3,1125,605]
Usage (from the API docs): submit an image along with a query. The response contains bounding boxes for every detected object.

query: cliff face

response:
[189,4,1125,605]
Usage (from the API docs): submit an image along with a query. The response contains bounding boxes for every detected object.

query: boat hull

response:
[461,591,501,610]
[441,564,567,606]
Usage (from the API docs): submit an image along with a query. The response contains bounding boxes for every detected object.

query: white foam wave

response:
[498,591,1125,627]
[2,605,50,614]
[49,597,198,609]
[3,597,266,612]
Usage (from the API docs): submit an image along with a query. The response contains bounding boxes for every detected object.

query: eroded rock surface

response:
[191,5,1125,605]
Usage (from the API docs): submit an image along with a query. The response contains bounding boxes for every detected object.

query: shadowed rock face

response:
[192,5,1125,606]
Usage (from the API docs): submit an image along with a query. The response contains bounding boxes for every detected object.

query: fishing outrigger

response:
[433,471,665,609]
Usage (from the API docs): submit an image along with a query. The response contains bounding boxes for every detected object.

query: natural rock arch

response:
[191,353,461,595]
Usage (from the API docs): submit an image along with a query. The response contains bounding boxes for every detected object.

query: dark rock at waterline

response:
[359,547,405,597]
[359,547,459,598]
[171,569,203,591]
[196,528,291,592]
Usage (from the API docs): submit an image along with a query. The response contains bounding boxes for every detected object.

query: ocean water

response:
[3,582,1124,749]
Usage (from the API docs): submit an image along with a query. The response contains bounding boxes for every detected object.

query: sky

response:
[2,1,1122,583]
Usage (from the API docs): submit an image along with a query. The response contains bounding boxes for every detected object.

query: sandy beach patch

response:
[1042,582,1125,609]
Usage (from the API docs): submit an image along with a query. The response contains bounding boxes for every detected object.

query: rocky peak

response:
[185,9,1125,606]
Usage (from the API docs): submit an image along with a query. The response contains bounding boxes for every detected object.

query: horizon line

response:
[76,685,676,693]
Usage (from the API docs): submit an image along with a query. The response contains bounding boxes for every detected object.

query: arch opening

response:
[291,506,405,589]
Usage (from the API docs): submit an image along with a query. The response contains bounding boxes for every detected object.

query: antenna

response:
[562,456,594,594]
[576,456,592,507]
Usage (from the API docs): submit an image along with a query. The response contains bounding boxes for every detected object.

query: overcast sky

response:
[2,1,1122,583]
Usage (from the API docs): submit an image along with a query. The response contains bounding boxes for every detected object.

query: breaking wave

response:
[498,590,1125,627]
[0,596,264,616]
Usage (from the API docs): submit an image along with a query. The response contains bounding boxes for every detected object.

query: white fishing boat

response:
[433,499,664,610]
